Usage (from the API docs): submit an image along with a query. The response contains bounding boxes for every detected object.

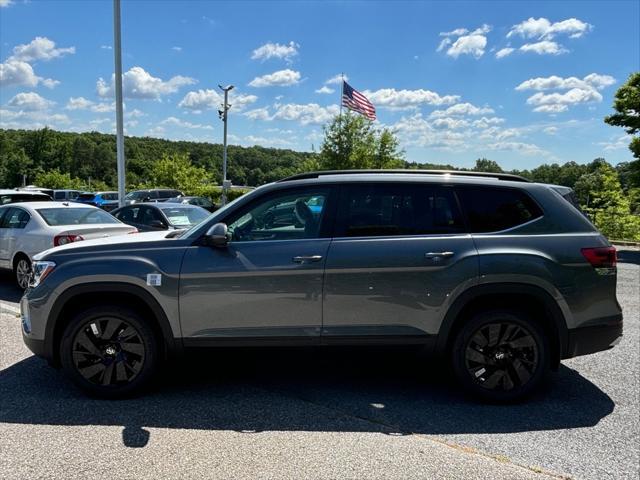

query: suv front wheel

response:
[60,306,158,399]
[451,310,550,402]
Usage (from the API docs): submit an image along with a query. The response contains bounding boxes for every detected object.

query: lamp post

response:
[113,0,126,207]
[218,84,234,206]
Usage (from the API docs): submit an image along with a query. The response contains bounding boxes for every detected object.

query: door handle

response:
[424,251,455,259]
[292,255,323,263]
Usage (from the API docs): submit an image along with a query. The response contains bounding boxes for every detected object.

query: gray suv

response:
[20,170,623,401]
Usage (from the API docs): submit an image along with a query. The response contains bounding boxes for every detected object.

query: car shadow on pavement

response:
[617,249,640,265]
[0,347,614,448]
[0,271,22,304]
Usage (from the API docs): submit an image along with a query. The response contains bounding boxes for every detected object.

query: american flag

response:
[342,81,376,121]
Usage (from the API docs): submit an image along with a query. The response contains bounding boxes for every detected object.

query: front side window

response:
[114,207,140,223]
[161,206,209,227]
[37,208,120,226]
[335,184,464,237]
[226,188,330,242]
[54,191,66,200]
[456,186,543,233]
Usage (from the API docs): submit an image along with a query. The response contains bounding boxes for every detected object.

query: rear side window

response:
[335,184,464,237]
[54,191,66,200]
[0,207,30,228]
[457,187,542,233]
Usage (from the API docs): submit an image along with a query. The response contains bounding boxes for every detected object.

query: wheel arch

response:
[45,282,182,367]
[436,283,568,368]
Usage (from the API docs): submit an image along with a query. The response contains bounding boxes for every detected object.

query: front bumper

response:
[564,314,623,358]
[22,333,46,357]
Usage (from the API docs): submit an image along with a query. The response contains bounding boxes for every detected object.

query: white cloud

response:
[160,116,213,130]
[495,47,515,59]
[325,74,348,85]
[0,108,70,130]
[0,61,40,87]
[431,117,470,129]
[315,86,334,94]
[9,36,75,63]
[544,126,558,135]
[516,73,616,113]
[251,41,299,62]
[41,78,60,88]
[597,135,630,151]
[248,69,301,87]
[507,17,592,40]
[7,92,55,110]
[519,40,567,55]
[100,45,112,50]
[145,126,166,138]
[244,135,293,147]
[0,0,13,7]
[178,89,257,111]
[127,109,145,118]
[244,108,271,121]
[172,46,182,52]
[364,88,460,110]
[486,141,545,155]
[472,117,505,128]
[438,24,492,59]
[97,66,196,100]
[243,103,339,125]
[430,102,494,117]
[66,97,94,110]
[516,73,616,91]
[65,96,115,113]
[526,88,602,113]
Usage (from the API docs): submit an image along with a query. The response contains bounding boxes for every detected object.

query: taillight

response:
[581,246,617,268]
[54,234,84,246]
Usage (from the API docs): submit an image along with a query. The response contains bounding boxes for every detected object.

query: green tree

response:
[144,152,214,194]
[473,158,503,173]
[574,161,640,240]
[604,72,640,186]
[34,169,85,189]
[319,113,404,170]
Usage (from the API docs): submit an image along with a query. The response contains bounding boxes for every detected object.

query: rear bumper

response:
[564,314,623,358]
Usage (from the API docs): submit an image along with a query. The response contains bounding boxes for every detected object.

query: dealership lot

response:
[0,250,638,479]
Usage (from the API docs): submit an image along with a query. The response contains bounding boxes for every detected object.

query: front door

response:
[179,186,335,343]
[322,182,478,341]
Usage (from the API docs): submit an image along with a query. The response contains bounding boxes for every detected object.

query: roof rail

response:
[279,169,530,183]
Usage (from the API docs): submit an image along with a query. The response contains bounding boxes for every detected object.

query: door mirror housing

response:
[149,219,167,230]
[204,222,229,248]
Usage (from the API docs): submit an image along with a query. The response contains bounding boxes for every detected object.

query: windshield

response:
[37,208,121,226]
[160,206,210,226]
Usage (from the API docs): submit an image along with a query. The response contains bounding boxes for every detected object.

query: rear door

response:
[322,182,478,341]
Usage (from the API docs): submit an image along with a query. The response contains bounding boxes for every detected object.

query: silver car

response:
[21,170,622,402]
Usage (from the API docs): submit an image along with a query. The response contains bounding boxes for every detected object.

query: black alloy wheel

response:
[71,317,146,387]
[60,306,158,398]
[452,310,549,402]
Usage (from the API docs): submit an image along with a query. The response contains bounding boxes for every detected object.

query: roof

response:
[279,169,530,183]
[2,201,99,210]
[0,189,52,196]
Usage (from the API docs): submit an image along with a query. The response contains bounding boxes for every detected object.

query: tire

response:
[60,306,159,399]
[13,254,31,290]
[451,310,550,403]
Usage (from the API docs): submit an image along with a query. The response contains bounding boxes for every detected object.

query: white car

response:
[0,202,137,288]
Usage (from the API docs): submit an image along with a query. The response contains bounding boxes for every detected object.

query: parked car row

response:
[0,197,213,288]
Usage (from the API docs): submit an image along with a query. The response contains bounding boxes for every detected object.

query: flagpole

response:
[339,72,344,116]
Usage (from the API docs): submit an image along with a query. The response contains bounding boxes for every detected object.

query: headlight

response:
[30,261,56,288]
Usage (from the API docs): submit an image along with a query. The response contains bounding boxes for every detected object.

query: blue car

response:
[74,191,119,211]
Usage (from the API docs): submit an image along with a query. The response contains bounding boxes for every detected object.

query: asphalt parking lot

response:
[1,250,638,479]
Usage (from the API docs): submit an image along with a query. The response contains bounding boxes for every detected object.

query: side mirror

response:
[204,222,229,248]
[149,220,167,230]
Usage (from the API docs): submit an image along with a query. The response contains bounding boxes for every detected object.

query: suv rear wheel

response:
[60,306,158,399]
[451,310,550,402]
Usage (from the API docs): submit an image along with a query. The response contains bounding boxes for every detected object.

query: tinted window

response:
[114,207,140,223]
[457,187,543,233]
[78,193,95,200]
[0,207,30,229]
[0,193,51,204]
[37,208,119,226]
[54,191,66,200]
[226,188,330,241]
[102,193,118,201]
[335,184,464,237]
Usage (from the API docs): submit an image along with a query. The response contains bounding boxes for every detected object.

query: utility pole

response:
[218,84,234,206]
[113,0,126,207]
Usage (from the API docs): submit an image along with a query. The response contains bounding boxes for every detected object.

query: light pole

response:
[113,0,126,207]
[218,84,234,206]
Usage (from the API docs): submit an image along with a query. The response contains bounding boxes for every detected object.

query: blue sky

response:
[1,0,638,170]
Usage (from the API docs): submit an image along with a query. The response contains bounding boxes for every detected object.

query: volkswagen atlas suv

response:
[20,170,623,401]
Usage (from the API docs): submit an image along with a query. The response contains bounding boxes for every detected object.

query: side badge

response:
[146,273,162,287]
